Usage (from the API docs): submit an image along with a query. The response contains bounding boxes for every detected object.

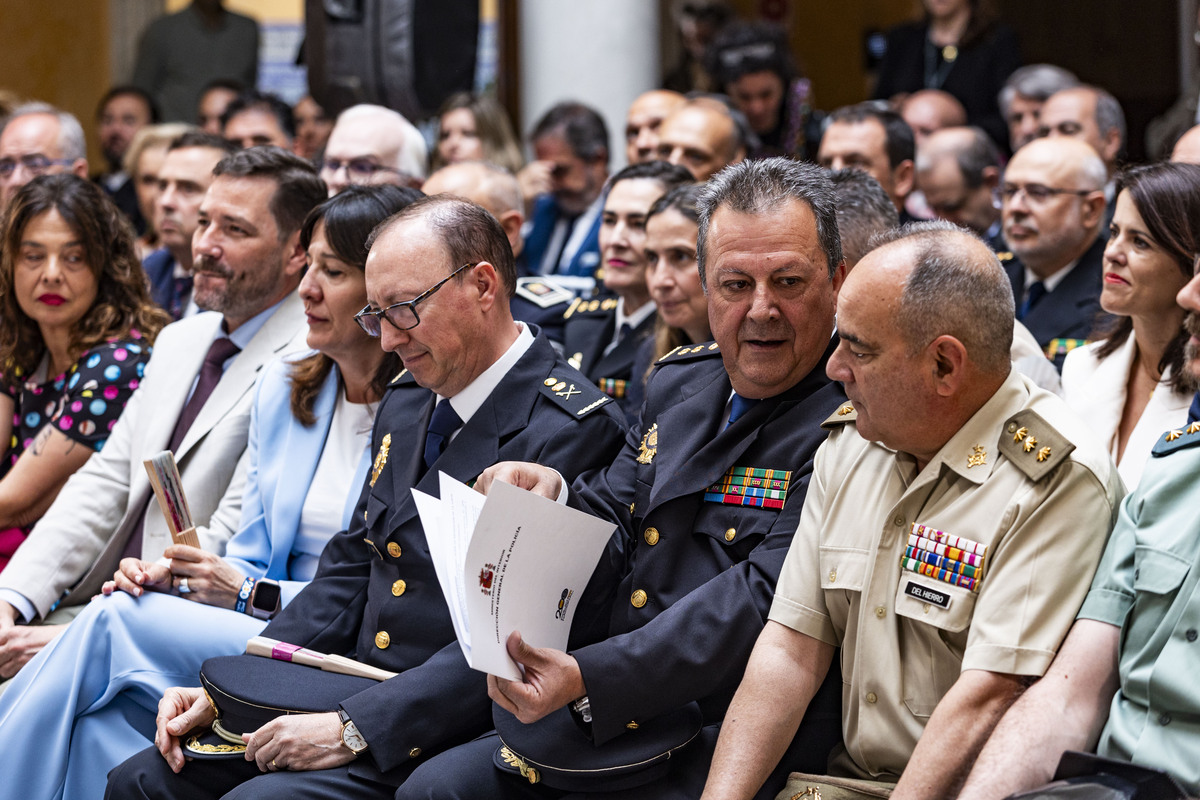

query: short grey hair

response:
[2,102,86,162]
[870,220,1014,374]
[697,157,841,282]
[998,64,1079,116]
[1088,85,1127,152]
[335,104,427,180]
[829,168,897,267]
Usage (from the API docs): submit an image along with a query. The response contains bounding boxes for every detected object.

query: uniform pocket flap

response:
[1132,546,1190,595]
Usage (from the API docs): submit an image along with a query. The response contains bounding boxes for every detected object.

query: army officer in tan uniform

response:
[701,221,1124,800]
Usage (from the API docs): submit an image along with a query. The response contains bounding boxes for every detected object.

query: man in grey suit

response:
[0,146,324,679]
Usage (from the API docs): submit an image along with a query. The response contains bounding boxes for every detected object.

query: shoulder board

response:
[998,409,1075,481]
[995,251,1014,262]
[655,342,721,365]
[562,296,618,319]
[1152,421,1200,457]
[821,402,857,429]
[515,277,575,309]
[389,368,414,386]
[538,372,613,418]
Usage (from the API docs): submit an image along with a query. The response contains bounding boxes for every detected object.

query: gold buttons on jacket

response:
[409,747,422,758]
[631,589,648,608]
[643,527,659,545]
[392,580,407,597]
[828,569,837,583]
[875,606,886,618]
[626,721,639,730]
[866,692,877,704]
[387,542,402,558]
[724,528,736,542]
[375,631,391,649]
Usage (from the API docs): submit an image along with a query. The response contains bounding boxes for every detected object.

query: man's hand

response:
[163,545,247,609]
[102,557,172,597]
[0,600,16,628]
[154,686,216,773]
[242,711,354,773]
[0,622,62,678]
[475,462,563,500]
[488,631,586,724]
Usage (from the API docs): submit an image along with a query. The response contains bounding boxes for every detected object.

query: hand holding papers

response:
[143,451,201,548]
[414,473,615,680]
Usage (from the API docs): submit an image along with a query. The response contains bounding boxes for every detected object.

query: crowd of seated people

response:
[3,5,1200,800]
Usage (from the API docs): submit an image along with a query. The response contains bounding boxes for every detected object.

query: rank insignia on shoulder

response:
[999,410,1073,480]
[515,277,575,309]
[654,342,720,364]
[636,423,658,464]
[821,402,857,428]
[370,433,391,487]
[704,466,791,509]
[539,374,611,417]
[1152,420,1200,457]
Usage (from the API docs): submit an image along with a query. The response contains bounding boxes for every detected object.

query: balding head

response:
[1039,86,1124,175]
[1002,137,1107,278]
[0,104,89,210]
[320,104,427,196]
[656,101,745,180]
[915,126,1001,235]
[899,90,967,149]
[422,161,525,258]
[625,90,686,165]
[1173,125,1200,165]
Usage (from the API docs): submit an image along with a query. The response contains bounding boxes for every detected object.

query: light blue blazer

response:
[223,356,371,607]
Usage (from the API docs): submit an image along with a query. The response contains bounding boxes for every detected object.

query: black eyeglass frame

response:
[354,262,476,336]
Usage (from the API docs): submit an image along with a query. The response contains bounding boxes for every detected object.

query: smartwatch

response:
[249,578,281,620]
[338,708,368,755]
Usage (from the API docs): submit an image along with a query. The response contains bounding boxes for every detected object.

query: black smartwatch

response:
[249,578,281,620]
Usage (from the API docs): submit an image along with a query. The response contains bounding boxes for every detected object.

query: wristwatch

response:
[249,578,281,620]
[338,708,368,756]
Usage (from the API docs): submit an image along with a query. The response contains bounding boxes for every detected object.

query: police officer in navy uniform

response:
[561,162,693,413]
[106,196,628,800]
[395,158,847,800]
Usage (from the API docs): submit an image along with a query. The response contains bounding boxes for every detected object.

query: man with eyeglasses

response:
[107,194,627,800]
[0,102,89,211]
[1001,137,1111,370]
[915,126,1004,252]
[319,104,427,197]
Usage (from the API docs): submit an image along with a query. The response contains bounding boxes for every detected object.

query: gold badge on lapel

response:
[636,423,658,465]
[371,433,391,487]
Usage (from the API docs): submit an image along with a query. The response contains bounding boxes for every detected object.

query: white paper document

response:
[414,473,615,680]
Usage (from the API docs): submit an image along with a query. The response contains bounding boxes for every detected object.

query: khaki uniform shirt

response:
[769,371,1123,781]
[1078,424,1200,795]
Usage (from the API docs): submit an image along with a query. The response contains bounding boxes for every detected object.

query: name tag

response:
[904,580,952,609]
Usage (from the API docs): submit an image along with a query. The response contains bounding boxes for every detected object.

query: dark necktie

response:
[168,336,241,453]
[1018,281,1046,320]
[1188,392,1200,424]
[726,393,760,429]
[424,400,464,469]
[170,275,193,320]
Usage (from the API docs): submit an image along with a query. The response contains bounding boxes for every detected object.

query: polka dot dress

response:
[0,332,152,566]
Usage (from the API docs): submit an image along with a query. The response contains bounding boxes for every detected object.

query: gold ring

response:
[271,759,277,769]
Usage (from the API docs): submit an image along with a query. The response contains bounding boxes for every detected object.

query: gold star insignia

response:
[1023,435,1037,453]
[837,404,854,416]
[1167,429,1183,442]
[1036,447,1052,462]
[967,445,987,468]
[1188,422,1200,435]
[1013,426,1028,443]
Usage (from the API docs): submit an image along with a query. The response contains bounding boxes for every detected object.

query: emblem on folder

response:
[370,433,391,487]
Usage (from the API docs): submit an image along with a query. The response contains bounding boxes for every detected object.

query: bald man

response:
[655,99,746,180]
[899,89,967,150]
[1172,124,1200,164]
[0,104,89,210]
[1001,137,1111,369]
[320,104,427,196]
[624,90,686,165]
[915,127,1002,246]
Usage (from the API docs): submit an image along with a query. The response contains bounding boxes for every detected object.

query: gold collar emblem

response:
[966,444,987,468]
[636,423,658,465]
[370,433,392,487]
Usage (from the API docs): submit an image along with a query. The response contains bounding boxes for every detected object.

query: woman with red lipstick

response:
[0,175,170,570]
[1061,162,1200,488]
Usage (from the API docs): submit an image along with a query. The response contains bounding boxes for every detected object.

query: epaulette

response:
[538,372,613,418]
[388,368,414,386]
[655,342,721,364]
[821,402,857,429]
[562,296,619,320]
[1152,420,1200,457]
[995,251,1014,262]
[515,277,574,309]
[999,409,1074,481]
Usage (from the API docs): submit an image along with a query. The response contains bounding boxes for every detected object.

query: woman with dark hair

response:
[872,0,1019,151]
[1061,162,1200,488]
[0,184,420,800]
[431,91,524,175]
[625,185,710,420]
[705,20,820,161]
[0,175,170,569]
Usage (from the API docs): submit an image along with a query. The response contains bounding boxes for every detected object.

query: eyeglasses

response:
[355,262,475,336]
[1000,183,1095,204]
[320,157,404,179]
[0,154,75,179]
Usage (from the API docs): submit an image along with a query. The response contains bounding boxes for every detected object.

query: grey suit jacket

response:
[0,292,307,618]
